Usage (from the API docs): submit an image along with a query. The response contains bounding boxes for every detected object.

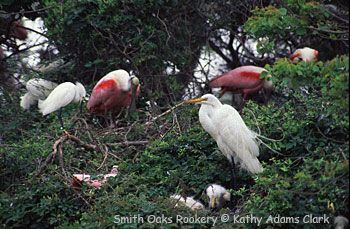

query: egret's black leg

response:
[229,155,238,209]
[79,101,83,114]
[57,108,64,130]
[230,156,237,190]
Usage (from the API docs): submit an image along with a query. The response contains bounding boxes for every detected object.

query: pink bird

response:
[210,66,273,109]
[71,165,119,189]
[290,47,319,63]
[87,69,140,114]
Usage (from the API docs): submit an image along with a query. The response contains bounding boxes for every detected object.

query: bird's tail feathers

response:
[240,155,263,174]
[20,92,37,110]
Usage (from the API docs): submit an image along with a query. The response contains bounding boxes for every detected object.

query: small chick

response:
[206,184,231,210]
[170,194,205,211]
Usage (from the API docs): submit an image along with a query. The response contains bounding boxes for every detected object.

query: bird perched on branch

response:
[210,66,273,110]
[20,78,58,110]
[290,47,319,63]
[205,184,231,210]
[38,82,86,129]
[185,94,263,189]
[87,69,140,115]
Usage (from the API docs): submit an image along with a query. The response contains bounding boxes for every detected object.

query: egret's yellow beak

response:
[210,196,217,209]
[184,97,208,104]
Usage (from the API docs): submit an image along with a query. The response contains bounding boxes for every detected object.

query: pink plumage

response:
[87,69,140,113]
[210,66,271,100]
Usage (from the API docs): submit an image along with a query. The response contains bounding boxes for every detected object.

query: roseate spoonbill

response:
[205,184,231,210]
[170,194,205,211]
[87,69,140,114]
[20,78,58,110]
[185,94,263,189]
[9,20,28,40]
[38,82,86,129]
[290,47,319,63]
[210,66,273,110]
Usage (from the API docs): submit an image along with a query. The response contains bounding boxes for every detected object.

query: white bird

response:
[205,184,231,209]
[38,82,86,128]
[290,47,319,63]
[170,194,205,211]
[20,78,58,110]
[185,94,263,188]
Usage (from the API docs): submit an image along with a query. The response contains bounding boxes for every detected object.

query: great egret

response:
[185,94,263,188]
[290,47,319,63]
[210,66,273,110]
[20,78,58,110]
[38,82,86,129]
[205,184,231,209]
[170,194,205,211]
[87,69,140,114]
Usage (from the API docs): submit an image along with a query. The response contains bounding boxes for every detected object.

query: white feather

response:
[105,69,131,91]
[170,194,205,211]
[198,94,263,174]
[38,82,86,115]
[205,184,231,201]
[20,78,57,110]
[20,92,38,110]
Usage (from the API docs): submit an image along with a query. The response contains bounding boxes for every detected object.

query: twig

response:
[107,140,149,146]
[97,145,109,171]
[315,125,347,144]
[145,101,185,125]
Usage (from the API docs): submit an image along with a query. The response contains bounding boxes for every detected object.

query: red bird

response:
[87,69,140,114]
[210,66,273,109]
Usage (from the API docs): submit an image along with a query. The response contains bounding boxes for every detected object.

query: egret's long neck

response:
[199,102,221,140]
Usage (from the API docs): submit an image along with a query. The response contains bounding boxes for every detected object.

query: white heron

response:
[185,94,263,188]
[205,184,231,209]
[38,82,86,129]
[170,194,205,211]
[20,78,58,110]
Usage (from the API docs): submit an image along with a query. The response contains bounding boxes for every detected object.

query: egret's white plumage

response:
[170,194,205,211]
[38,82,86,115]
[186,94,263,174]
[20,78,58,110]
[205,184,231,209]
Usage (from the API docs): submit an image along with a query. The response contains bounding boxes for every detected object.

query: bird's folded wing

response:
[216,105,262,173]
[27,79,57,99]
[38,84,75,115]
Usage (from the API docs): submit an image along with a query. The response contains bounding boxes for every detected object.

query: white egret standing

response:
[185,94,263,188]
[20,78,58,110]
[38,82,86,129]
